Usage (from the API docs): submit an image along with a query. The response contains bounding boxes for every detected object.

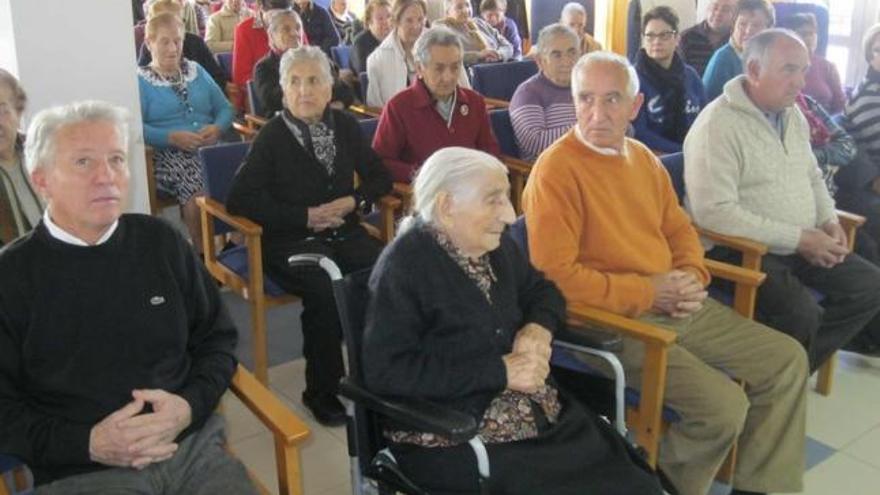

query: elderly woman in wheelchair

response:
[361,147,665,494]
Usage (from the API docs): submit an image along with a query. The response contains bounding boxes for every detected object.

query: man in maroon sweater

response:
[372,26,500,183]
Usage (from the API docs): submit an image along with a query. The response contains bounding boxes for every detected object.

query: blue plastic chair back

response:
[357,117,379,144]
[199,142,251,236]
[489,109,521,158]
[659,152,686,204]
[469,59,538,102]
[246,80,263,117]
[358,71,369,102]
[775,2,829,56]
[215,51,233,79]
[530,0,595,44]
[330,45,351,70]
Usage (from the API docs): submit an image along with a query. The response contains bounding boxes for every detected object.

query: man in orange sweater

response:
[522,51,808,495]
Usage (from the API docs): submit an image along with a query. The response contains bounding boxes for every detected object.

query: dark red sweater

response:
[372,80,501,183]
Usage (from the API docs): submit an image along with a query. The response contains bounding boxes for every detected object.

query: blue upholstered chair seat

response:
[216,245,289,298]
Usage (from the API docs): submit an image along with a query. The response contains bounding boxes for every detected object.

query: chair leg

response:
[0,474,11,495]
[275,437,304,495]
[815,352,836,396]
[251,295,270,386]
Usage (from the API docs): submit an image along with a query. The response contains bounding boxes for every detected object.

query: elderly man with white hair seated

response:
[227,46,392,426]
[509,23,580,161]
[363,147,666,494]
[0,101,255,494]
[686,28,880,371]
[560,2,602,54]
[522,50,808,495]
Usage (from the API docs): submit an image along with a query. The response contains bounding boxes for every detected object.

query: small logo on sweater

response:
[460,104,469,116]
[150,296,166,306]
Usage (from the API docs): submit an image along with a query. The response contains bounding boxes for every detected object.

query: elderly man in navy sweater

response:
[0,100,257,494]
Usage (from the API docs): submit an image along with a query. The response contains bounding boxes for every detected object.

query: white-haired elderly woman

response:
[373,26,499,183]
[363,147,665,494]
[365,0,471,107]
[138,11,233,254]
[226,46,392,426]
[0,69,42,245]
[434,0,514,65]
[509,23,581,161]
[253,10,355,118]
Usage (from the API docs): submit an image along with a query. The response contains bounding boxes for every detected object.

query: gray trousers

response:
[35,415,258,495]
[622,299,808,495]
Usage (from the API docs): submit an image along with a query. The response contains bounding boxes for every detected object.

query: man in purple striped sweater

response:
[509,23,580,161]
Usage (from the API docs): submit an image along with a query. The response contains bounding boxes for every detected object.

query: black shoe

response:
[302,392,346,427]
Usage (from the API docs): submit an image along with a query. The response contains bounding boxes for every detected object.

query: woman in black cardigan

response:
[363,147,664,494]
[227,46,391,427]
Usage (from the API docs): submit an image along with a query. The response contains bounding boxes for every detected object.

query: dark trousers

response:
[265,227,382,397]
[709,247,880,370]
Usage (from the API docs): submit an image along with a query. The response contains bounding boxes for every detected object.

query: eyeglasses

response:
[643,30,677,42]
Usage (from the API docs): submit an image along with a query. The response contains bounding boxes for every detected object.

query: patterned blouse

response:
[386,222,562,448]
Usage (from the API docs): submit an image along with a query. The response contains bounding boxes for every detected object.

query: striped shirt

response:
[844,72,880,162]
[509,73,577,161]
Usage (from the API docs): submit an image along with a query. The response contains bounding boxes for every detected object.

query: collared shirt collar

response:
[574,126,626,157]
[43,209,118,246]
[411,78,469,109]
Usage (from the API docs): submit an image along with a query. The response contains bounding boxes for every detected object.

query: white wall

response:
[0,0,149,213]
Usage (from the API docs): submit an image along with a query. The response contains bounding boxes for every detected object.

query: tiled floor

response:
[226,352,880,495]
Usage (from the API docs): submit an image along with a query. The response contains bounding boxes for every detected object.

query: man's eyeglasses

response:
[643,31,677,42]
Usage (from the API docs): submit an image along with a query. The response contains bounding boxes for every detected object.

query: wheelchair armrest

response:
[556,324,623,352]
[338,377,479,444]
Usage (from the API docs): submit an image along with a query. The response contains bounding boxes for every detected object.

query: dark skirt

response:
[389,392,664,495]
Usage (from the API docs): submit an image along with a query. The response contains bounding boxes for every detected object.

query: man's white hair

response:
[25,100,130,174]
[571,51,640,100]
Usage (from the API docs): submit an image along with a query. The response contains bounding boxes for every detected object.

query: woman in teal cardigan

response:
[138,13,233,253]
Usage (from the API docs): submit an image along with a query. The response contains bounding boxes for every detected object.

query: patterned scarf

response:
[634,48,688,142]
[281,109,337,176]
[795,93,831,147]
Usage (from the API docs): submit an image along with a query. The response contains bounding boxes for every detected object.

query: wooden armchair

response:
[0,365,309,495]
[229,365,311,495]
[197,143,399,384]
[698,211,866,396]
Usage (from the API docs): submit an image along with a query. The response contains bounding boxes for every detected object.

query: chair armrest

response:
[567,306,676,346]
[196,197,263,236]
[483,97,510,109]
[500,155,532,176]
[697,228,768,257]
[338,377,479,443]
[557,324,623,352]
[348,104,383,118]
[233,121,257,140]
[245,114,268,128]
[837,209,866,229]
[230,365,310,445]
[392,182,412,197]
[378,194,401,210]
[704,259,766,287]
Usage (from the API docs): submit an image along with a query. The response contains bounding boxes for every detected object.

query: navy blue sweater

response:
[634,57,707,153]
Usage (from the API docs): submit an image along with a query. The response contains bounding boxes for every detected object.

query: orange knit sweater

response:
[522,130,710,318]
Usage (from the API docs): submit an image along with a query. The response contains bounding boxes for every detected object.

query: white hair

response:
[571,50,640,100]
[398,147,508,234]
[560,2,586,20]
[536,23,580,57]
[742,28,806,75]
[413,26,463,66]
[24,100,130,174]
[279,45,334,88]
